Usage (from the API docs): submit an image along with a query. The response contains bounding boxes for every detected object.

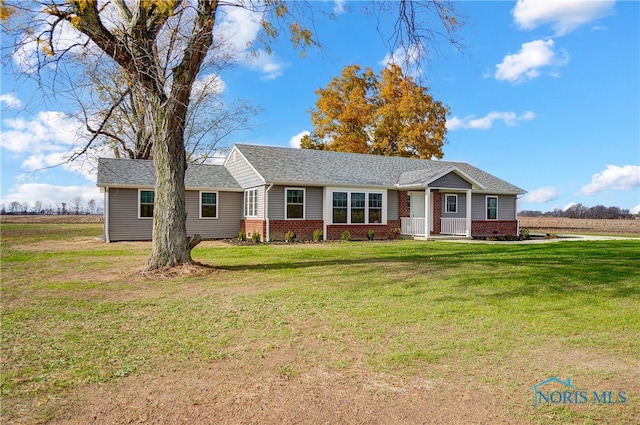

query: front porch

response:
[401,217,470,237]
[399,186,472,239]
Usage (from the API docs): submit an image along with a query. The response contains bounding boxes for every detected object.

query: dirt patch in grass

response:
[34,361,524,425]
[18,341,639,425]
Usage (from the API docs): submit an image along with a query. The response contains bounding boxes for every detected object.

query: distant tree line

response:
[1,197,102,216]
[519,203,635,219]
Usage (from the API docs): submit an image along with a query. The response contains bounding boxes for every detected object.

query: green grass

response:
[1,223,639,423]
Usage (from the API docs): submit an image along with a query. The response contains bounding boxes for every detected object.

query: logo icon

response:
[532,377,627,406]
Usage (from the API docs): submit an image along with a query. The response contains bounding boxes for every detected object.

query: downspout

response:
[425,188,431,239]
[466,189,472,238]
[104,187,110,243]
[265,183,273,242]
[516,195,521,235]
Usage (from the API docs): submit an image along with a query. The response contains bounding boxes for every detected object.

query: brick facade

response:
[243,202,519,241]
[398,191,409,218]
[269,220,324,241]
[432,189,441,234]
[327,220,401,241]
[240,219,266,241]
[471,220,519,237]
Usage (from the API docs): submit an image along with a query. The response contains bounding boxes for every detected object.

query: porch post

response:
[466,189,472,238]
[425,187,431,239]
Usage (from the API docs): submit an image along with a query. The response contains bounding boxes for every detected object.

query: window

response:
[200,192,217,219]
[330,190,384,224]
[445,194,457,213]
[369,193,382,223]
[244,188,258,217]
[351,192,365,223]
[286,188,305,219]
[487,196,498,220]
[139,190,154,218]
[332,192,347,223]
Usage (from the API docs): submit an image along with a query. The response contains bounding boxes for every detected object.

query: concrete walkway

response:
[431,234,640,244]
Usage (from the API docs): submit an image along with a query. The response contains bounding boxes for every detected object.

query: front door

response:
[409,191,425,218]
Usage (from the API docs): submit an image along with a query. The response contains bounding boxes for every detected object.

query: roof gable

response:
[397,167,483,190]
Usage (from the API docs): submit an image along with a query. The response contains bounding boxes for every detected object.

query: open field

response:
[3,214,639,236]
[0,215,104,224]
[519,217,640,236]
[1,223,639,424]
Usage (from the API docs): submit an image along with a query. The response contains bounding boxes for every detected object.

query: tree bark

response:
[146,100,192,270]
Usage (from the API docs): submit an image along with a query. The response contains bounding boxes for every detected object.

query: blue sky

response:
[1,0,639,214]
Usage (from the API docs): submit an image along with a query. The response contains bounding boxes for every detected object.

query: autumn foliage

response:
[301,64,449,159]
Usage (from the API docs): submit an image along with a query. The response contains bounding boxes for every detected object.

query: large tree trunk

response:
[146,101,192,271]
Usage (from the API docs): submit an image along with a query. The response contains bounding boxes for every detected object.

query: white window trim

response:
[199,190,219,219]
[138,189,154,219]
[285,187,305,220]
[244,188,258,218]
[327,188,387,225]
[486,195,498,220]
[444,194,458,214]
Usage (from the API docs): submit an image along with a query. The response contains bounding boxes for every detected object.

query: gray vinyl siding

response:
[268,186,285,219]
[186,191,243,238]
[107,188,242,241]
[441,192,466,219]
[226,149,264,188]
[471,194,517,220]
[429,172,472,189]
[306,187,323,220]
[498,195,517,220]
[108,188,153,241]
[387,190,399,220]
[268,186,323,220]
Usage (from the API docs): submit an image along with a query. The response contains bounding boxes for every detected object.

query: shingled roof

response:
[233,144,526,194]
[97,158,242,190]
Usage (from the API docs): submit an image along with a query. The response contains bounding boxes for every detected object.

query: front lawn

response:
[1,223,638,424]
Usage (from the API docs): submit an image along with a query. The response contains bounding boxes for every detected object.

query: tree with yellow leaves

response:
[302,63,448,159]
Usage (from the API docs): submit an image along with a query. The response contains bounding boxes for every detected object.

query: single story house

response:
[97,143,526,242]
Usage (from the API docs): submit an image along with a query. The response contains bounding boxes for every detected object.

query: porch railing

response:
[400,217,425,236]
[441,218,467,236]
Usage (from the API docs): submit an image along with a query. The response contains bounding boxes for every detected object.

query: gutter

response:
[103,186,110,243]
[264,183,273,242]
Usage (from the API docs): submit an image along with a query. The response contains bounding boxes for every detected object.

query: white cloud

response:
[0,183,102,211]
[13,17,91,73]
[380,44,423,75]
[631,204,640,215]
[579,165,640,195]
[289,130,310,148]
[447,111,535,130]
[512,0,615,36]
[1,111,83,153]
[244,50,288,80]
[495,39,567,84]
[0,93,22,109]
[564,202,578,211]
[333,0,347,15]
[191,74,226,99]
[0,109,104,181]
[214,5,288,79]
[522,186,559,203]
